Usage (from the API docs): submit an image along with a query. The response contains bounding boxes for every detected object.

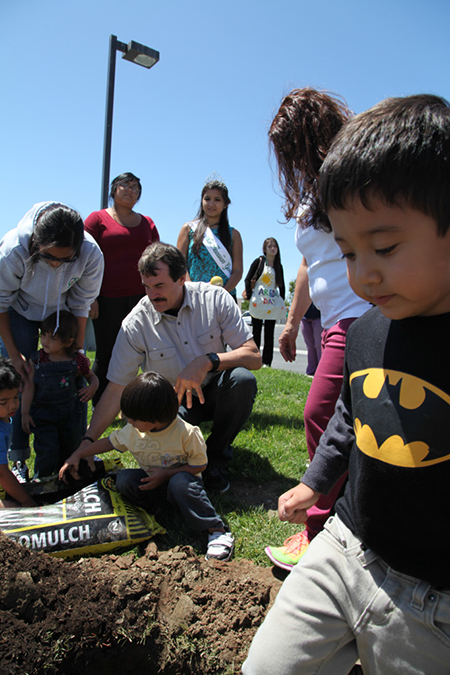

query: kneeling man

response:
[82,242,261,491]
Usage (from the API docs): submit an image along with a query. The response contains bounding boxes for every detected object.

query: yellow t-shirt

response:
[108,417,207,475]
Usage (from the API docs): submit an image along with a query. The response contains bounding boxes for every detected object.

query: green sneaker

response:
[265,530,310,571]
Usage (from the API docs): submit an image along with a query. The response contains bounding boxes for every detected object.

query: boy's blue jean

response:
[243,515,450,675]
[115,469,224,532]
[178,367,257,468]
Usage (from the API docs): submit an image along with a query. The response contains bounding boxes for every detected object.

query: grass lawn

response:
[31,360,312,566]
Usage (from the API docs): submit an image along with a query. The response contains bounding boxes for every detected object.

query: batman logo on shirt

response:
[349,368,450,468]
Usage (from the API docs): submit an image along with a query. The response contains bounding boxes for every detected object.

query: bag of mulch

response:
[25,456,126,505]
[0,475,165,558]
[0,456,125,506]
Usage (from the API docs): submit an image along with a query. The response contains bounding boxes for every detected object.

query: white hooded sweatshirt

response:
[0,202,104,321]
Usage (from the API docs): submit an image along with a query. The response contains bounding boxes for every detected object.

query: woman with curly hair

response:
[264,88,371,570]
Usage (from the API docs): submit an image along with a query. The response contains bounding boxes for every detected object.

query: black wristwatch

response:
[206,352,220,373]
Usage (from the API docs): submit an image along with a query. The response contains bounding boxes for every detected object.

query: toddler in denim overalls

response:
[21,311,98,479]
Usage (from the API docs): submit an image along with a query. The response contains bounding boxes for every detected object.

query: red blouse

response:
[84,210,159,297]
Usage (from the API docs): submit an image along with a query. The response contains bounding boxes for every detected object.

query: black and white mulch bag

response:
[0,473,165,558]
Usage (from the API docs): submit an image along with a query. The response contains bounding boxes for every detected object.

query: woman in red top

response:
[84,172,159,405]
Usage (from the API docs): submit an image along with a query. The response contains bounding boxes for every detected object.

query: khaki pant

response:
[243,515,450,675]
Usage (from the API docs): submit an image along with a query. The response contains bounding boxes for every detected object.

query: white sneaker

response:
[11,461,29,483]
[205,531,235,561]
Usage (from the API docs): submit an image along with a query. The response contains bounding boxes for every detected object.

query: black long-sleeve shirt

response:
[303,307,450,587]
[244,257,285,302]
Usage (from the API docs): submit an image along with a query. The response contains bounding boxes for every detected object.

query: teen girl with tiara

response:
[177,174,243,299]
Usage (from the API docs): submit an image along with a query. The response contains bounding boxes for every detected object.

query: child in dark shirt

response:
[21,310,98,479]
[0,358,36,507]
[243,95,450,674]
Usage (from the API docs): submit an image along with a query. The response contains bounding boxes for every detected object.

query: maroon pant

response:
[303,318,356,539]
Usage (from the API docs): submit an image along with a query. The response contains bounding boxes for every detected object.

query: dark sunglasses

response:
[39,252,78,264]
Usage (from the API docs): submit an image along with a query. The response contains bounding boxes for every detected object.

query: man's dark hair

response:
[138,242,187,281]
[0,357,21,391]
[120,372,179,424]
[319,94,450,235]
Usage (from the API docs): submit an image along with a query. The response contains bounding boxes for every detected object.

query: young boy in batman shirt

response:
[243,95,450,674]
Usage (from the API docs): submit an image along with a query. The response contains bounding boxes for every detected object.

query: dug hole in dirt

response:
[0,531,284,674]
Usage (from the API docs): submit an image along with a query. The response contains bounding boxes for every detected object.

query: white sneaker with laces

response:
[205,531,235,561]
[11,461,29,483]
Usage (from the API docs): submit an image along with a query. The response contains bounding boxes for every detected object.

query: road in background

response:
[269,324,309,375]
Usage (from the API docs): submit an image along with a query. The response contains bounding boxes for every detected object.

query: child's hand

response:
[0,496,36,508]
[139,469,167,491]
[78,385,95,403]
[59,457,80,483]
[21,413,35,435]
[0,498,19,509]
[278,483,320,524]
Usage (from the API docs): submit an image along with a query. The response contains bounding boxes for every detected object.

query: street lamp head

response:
[122,40,160,69]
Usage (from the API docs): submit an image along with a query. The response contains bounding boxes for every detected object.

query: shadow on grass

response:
[149,502,208,555]
[247,410,305,431]
[230,446,298,483]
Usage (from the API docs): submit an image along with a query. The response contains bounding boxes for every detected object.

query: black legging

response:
[92,294,144,406]
[251,318,276,366]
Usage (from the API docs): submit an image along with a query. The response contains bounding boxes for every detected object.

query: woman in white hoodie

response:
[0,202,104,479]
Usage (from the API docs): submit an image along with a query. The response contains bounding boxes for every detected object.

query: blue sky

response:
[1,0,449,291]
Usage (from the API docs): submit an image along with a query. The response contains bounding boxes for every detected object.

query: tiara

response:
[204,171,227,190]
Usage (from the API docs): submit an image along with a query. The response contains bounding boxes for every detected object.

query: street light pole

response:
[100,34,160,209]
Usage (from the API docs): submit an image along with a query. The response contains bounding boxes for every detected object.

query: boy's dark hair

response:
[0,357,22,391]
[40,311,79,356]
[121,372,179,425]
[138,242,187,281]
[319,94,450,235]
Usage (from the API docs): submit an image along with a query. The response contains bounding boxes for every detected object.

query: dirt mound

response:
[0,532,282,674]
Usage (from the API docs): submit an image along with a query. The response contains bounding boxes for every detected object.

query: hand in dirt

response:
[139,469,167,491]
[22,412,35,435]
[278,483,320,524]
[85,456,96,472]
[78,385,94,402]
[59,460,80,483]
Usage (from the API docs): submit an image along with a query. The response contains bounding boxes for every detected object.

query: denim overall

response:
[30,352,82,478]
